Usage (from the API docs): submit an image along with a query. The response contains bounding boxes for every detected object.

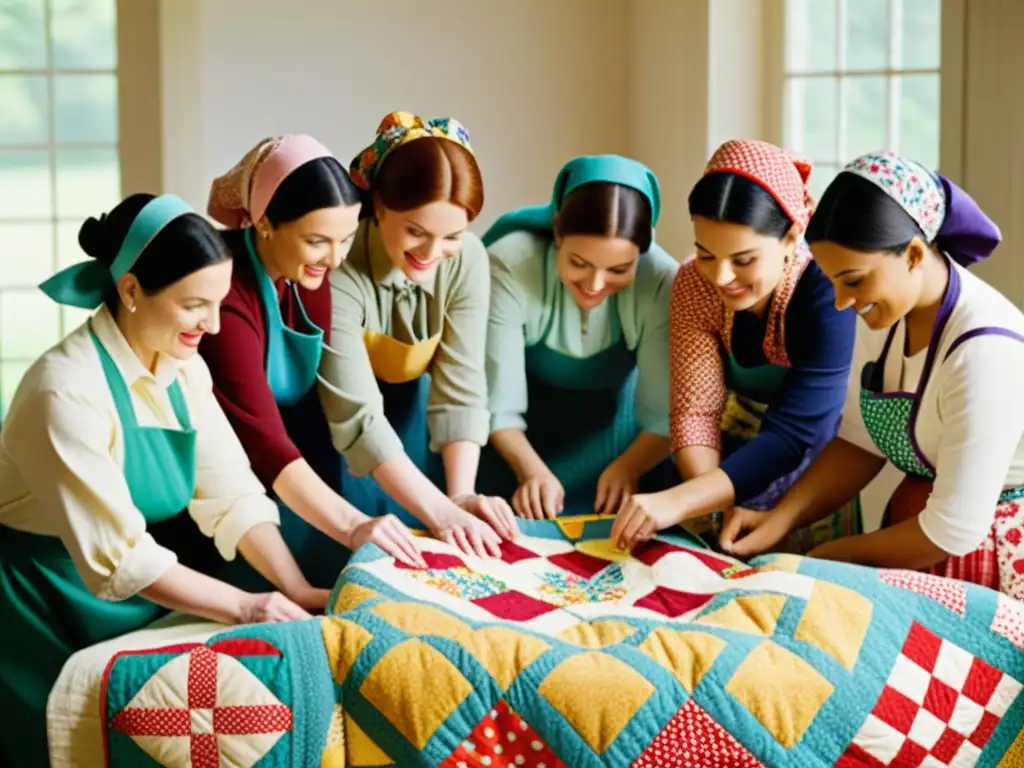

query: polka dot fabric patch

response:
[631,699,765,768]
[440,700,564,768]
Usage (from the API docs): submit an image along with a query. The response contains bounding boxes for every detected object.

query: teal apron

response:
[243,229,348,588]
[0,328,198,767]
[860,267,1024,587]
[478,302,677,516]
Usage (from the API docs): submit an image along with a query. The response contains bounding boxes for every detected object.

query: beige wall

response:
[156,0,631,237]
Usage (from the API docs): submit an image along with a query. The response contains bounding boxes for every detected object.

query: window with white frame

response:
[0,0,120,414]
[783,0,942,199]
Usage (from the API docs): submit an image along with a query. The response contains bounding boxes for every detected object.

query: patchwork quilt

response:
[102,517,1024,767]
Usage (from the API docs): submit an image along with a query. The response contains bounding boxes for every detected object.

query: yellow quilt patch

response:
[726,640,834,748]
[359,639,473,750]
[794,581,872,671]
[639,628,727,692]
[538,651,655,754]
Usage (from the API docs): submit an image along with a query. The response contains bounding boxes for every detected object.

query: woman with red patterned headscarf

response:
[612,140,857,551]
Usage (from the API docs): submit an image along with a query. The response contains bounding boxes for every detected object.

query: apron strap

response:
[244,227,286,335]
[89,326,191,431]
[89,327,140,428]
[167,381,192,430]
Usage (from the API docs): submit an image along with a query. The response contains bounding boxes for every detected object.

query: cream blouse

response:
[0,306,280,600]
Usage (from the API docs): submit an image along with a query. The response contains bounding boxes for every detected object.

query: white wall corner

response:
[157,0,207,211]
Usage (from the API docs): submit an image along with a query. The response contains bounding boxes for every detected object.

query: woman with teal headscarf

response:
[480,155,680,517]
[0,194,322,767]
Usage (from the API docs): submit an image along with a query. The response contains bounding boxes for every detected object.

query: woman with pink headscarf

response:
[202,135,425,592]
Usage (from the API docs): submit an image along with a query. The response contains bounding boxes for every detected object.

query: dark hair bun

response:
[78,214,116,265]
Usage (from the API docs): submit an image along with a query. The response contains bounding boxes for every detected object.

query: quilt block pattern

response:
[101,518,1024,768]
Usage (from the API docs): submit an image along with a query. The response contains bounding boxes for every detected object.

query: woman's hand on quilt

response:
[719,505,795,557]
[349,513,427,568]
[611,490,682,550]
[454,493,519,542]
[430,501,505,558]
[287,586,332,613]
[595,458,639,516]
[239,592,313,623]
[512,470,564,519]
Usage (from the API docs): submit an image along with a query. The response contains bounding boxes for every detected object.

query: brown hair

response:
[554,182,653,252]
[373,138,484,221]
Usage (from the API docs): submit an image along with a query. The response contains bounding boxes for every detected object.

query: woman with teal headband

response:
[480,155,680,517]
[0,194,324,766]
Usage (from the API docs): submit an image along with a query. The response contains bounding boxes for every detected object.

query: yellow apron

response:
[340,329,445,527]
[362,329,442,383]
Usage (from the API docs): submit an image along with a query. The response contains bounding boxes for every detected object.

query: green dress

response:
[0,329,199,767]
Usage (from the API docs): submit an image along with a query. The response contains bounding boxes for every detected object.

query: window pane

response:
[0,75,48,145]
[51,0,117,69]
[55,74,118,143]
[0,222,53,287]
[57,219,86,268]
[1,289,60,360]
[845,76,888,159]
[901,0,941,69]
[56,149,120,219]
[0,151,52,218]
[61,305,90,335]
[844,0,890,70]
[0,0,47,69]
[899,74,940,170]
[809,164,839,202]
[786,77,837,163]
[1,361,32,418]
[786,0,837,73]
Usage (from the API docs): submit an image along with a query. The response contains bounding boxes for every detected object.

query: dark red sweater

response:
[199,229,338,491]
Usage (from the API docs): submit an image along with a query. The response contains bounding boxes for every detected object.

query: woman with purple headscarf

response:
[719,152,1024,599]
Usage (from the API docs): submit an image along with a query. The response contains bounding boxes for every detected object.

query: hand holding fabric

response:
[595,458,639,516]
[610,490,686,550]
[719,506,797,557]
[348,513,426,568]
[512,471,565,519]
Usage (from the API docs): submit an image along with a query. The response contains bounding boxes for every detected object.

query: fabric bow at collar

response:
[39,195,194,309]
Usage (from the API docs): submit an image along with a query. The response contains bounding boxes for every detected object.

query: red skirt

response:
[886,475,1023,598]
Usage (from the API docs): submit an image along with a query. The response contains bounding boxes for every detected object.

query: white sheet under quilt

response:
[46,613,225,768]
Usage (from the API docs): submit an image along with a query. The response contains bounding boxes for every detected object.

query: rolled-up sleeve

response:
[318,268,404,477]
[185,361,280,561]
[428,234,492,449]
[1,388,177,601]
[485,245,529,433]
[633,248,678,438]
[919,335,1024,557]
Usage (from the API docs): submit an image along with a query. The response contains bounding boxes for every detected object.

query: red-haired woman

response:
[319,112,517,558]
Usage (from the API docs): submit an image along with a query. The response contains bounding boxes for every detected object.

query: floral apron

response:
[861,266,1024,597]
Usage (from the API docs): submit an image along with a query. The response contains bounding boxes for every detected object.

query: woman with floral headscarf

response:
[318,112,518,558]
[613,140,857,551]
[201,135,425,588]
[721,152,1024,599]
